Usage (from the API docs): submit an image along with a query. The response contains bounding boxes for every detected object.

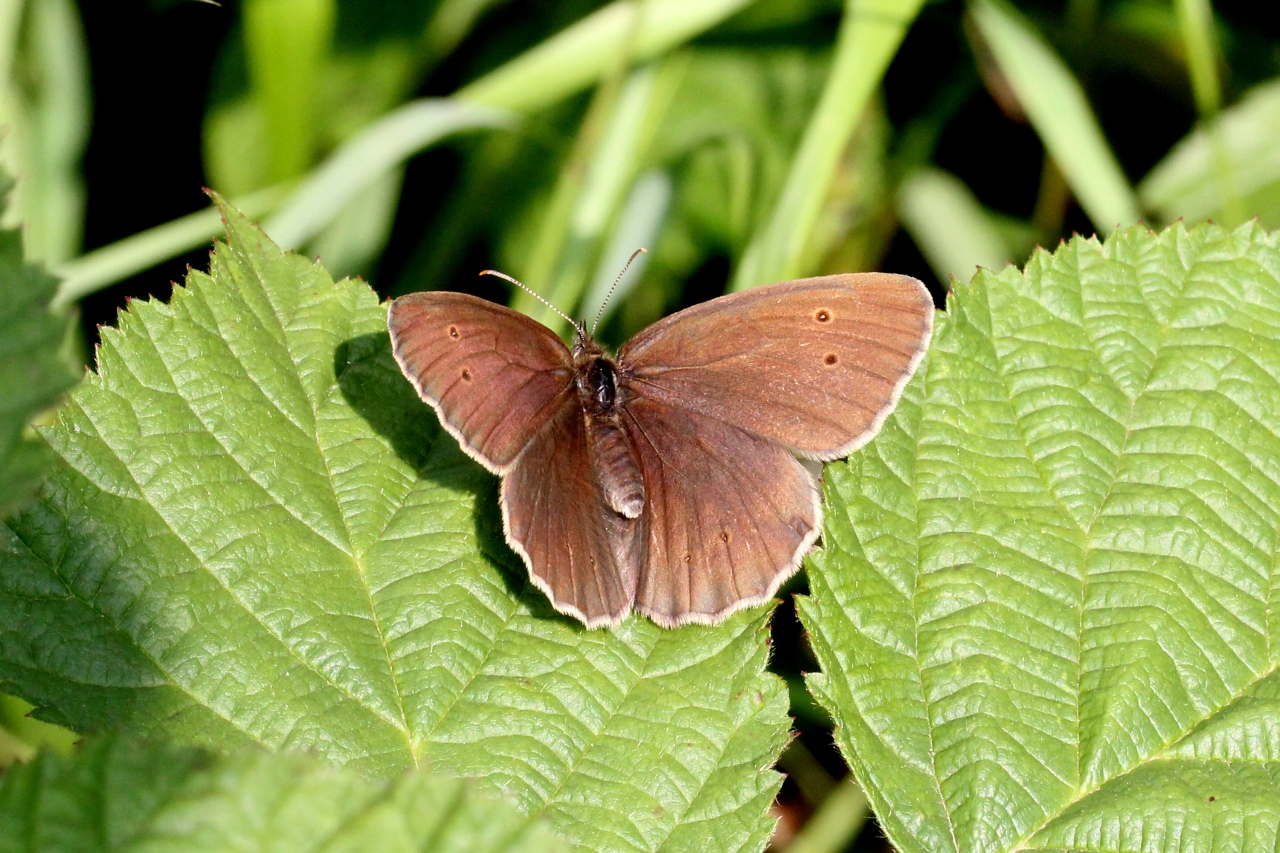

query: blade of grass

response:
[1175,0,1220,116]
[51,183,291,308]
[0,0,18,68]
[263,98,511,252]
[776,740,836,807]
[0,0,90,265]
[421,0,503,67]
[303,167,403,278]
[1139,79,1280,227]
[897,166,1010,287]
[58,0,739,306]
[512,63,672,331]
[968,0,1141,230]
[731,0,928,291]
[55,100,507,305]
[456,0,753,114]
[581,168,672,331]
[386,132,522,301]
[1173,0,1242,226]
[243,0,335,182]
[0,694,75,765]
[509,65,645,329]
[785,776,872,853]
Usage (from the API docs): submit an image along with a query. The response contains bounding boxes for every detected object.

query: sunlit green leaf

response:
[801,221,1280,853]
[0,201,789,852]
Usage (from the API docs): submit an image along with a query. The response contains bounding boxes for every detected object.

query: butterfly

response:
[388,269,933,628]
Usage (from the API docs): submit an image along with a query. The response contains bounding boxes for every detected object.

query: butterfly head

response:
[571,321,607,362]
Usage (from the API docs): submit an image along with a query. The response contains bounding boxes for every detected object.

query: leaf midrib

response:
[90,291,415,744]
[909,353,963,853]
[212,246,422,758]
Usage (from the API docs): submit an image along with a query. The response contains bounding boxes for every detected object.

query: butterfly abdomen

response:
[587,417,646,519]
[577,355,645,519]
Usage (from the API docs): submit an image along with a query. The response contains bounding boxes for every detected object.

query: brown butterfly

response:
[388,268,933,628]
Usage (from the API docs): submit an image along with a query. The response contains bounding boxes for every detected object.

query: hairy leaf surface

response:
[801,222,1280,853]
[0,203,788,852]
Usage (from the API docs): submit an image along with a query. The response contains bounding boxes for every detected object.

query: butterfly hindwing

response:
[622,395,819,627]
[502,404,642,627]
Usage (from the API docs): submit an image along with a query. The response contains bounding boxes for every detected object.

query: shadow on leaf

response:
[334,330,579,628]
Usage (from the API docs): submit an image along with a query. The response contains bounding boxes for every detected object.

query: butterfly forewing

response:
[388,292,575,472]
[503,404,642,627]
[623,396,820,628]
[618,274,933,459]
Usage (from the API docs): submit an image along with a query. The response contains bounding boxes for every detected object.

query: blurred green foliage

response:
[24,0,1275,344]
[11,0,1275,337]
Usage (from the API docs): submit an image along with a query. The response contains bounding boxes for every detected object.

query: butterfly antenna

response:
[591,247,648,337]
[479,269,582,335]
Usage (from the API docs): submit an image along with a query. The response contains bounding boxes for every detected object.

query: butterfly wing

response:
[622,396,819,627]
[616,274,933,459]
[502,403,643,628]
[388,292,575,472]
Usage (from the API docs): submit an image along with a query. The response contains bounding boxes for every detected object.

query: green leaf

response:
[0,201,789,852]
[0,175,77,518]
[0,735,565,852]
[800,221,1280,853]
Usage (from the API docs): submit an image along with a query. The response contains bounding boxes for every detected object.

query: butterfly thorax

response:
[572,334,646,520]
